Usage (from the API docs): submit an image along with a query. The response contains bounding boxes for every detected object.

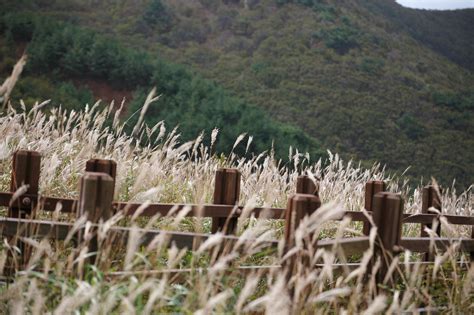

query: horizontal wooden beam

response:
[105,265,281,278]
[317,237,371,256]
[0,217,279,250]
[0,192,286,219]
[314,237,474,255]
[1,193,473,225]
[115,202,285,219]
[0,192,76,213]
[0,192,12,207]
[402,213,474,225]
[314,260,469,270]
[0,216,72,240]
[400,237,474,252]
[342,211,369,222]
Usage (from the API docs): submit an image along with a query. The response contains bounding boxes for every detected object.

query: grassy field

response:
[0,96,472,313]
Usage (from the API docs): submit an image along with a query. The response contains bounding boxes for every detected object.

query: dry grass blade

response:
[0,99,472,313]
[0,54,27,110]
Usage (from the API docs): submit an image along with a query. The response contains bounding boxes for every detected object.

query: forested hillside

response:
[1,0,473,188]
[0,10,324,160]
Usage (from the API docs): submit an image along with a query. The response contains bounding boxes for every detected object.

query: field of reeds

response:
[0,99,473,314]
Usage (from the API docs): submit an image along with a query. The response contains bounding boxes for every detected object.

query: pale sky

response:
[396,0,474,10]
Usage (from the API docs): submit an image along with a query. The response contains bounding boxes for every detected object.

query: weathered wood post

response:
[76,172,114,267]
[284,193,321,250]
[284,194,321,276]
[363,180,386,235]
[421,185,442,260]
[211,168,241,234]
[86,158,117,184]
[296,175,319,196]
[372,192,404,286]
[7,150,41,271]
[283,193,321,301]
[471,228,474,262]
[86,158,117,213]
[9,150,41,218]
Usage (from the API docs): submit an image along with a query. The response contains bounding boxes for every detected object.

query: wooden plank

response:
[105,265,281,278]
[343,211,369,222]
[403,213,474,225]
[0,217,279,250]
[211,168,241,234]
[116,202,285,219]
[0,193,286,219]
[316,237,370,256]
[0,193,77,213]
[40,196,76,213]
[105,260,469,283]
[0,217,72,240]
[99,226,279,250]
[314,260,468,270]
[400,237,474,253]
[3,192,473,227]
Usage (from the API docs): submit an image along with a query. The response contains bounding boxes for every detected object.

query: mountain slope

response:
[1,0,473,188]
[361,0,474,70]
[0,11,324,160]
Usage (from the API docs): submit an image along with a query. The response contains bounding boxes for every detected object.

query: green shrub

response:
[397,113,424,140]
[143,0,173,30]
[433,91,474,111]
[359,57,385,74]
[318,25,359,54]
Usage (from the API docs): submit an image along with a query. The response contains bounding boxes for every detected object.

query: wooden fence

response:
[1,150,473,285]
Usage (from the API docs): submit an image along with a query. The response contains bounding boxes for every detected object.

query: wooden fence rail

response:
[1,150,473,288]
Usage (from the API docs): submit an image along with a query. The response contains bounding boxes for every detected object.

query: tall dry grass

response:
[0,54,27,110]
[0,100,473,313]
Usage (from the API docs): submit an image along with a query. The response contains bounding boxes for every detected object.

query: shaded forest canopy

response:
[0,0,473,189]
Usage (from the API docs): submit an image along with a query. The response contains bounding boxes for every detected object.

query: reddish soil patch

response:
[73,78,133,113]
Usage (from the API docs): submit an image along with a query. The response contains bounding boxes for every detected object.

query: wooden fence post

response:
[284,193,321,251]
[211,168,241,234]
[86,158,117,182]
[372,192,403,286]
[363,180,386,235]
[283,193,321,296]
[9,150,41,218]
[7,150,41,271]
[421,185,442,260]
[296,175,319,196]
[471,228,474,262]
[77,172,114,266]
